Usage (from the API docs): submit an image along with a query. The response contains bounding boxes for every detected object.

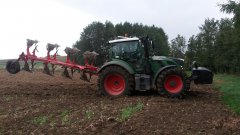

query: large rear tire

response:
[6,60,20,74]
[98,66,134,97]
[156,68,187,98]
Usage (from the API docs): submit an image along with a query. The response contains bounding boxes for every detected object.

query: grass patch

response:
[3,96,14,101]
[32,116,49,125]
[85,110,95,119]
[214,74,240,114]
[32,110,71,126]
[0,65,4,69]
[60,110,70,125]
[0,62,6,69]
[120,102,144,121]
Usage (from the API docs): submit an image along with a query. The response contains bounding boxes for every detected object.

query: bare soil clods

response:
[0,70,239,134]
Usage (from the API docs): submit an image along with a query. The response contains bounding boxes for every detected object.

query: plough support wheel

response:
[6,60,20,74]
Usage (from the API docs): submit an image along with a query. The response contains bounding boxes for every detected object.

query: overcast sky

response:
[0,0,231,59]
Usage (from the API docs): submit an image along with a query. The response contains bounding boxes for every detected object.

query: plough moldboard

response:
[6,39,99,82]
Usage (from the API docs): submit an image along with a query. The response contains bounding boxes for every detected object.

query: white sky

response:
[0,0,231,59]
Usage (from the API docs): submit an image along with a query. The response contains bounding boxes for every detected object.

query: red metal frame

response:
[17,42,98,74]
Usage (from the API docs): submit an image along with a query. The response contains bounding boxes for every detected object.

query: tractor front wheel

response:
[156,68,187,98]
[98,66,134,97]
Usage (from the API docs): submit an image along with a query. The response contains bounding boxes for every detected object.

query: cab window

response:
[111,41,139,59]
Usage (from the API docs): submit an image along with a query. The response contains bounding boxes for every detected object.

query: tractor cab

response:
[108,37,180,74]
[108,37,163,74]
[109,37,142,61]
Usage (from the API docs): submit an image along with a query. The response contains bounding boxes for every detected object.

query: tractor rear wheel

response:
[98,66,134,97]
[6,60,20,74]
[156,68,187,98]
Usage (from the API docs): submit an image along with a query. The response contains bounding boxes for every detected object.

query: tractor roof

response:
[109,37,139,43]
[152,56,169,61]
[152,56,184,62]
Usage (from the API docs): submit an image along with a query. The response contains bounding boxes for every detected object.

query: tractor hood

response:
[151,56,180,67]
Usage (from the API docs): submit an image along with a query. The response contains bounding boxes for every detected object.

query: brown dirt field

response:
[0,70,239,135]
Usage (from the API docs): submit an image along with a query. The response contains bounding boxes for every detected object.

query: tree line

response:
[181,0,240,73]
[73,21,169,66]
[74,0,240,73]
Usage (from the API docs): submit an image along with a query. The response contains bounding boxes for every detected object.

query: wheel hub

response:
[114,81,119,85]
[169,81,176,87]
[164,75,183,94]
[104,73,126,96]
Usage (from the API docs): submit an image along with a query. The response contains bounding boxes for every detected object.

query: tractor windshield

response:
[110,41,140,60]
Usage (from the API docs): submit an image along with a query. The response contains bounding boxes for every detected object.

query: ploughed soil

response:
[0,70,239,135]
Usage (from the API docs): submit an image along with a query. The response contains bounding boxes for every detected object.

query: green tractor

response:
[98,36,213,97]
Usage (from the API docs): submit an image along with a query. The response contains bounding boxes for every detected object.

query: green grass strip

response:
[120,102,144,121]
[214,74,240,114]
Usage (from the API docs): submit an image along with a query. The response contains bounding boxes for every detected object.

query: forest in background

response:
[73,21,169,66]
[74,0,240,73]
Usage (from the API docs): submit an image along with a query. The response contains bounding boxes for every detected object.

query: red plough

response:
[6,39,98,82]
